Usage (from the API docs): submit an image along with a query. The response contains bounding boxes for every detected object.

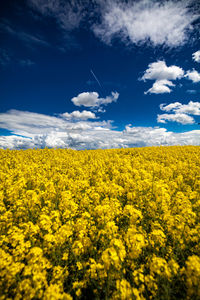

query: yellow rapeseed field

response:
[0,146,200,299]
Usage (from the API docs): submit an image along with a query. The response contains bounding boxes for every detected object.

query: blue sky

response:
[0,0,200,149]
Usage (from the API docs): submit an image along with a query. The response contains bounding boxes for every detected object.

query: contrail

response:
[90,69,102,88]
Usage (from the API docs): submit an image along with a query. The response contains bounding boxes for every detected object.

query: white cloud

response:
[158,101,200,124]
[93,0,198,47]
[141,61,184,81]
[27,0,199,49]
[124,125,200,146]
[124,126,176,146]
[0,109,111,138]
[160,102,182,112]
[145,79,175,94]
[160,101,200,115]
[185,69,200,83]
[61,110,96,120]
[0,109,67,136]
[0,109,200,150]
[0,135,34,150]
[1,124,200,150]
[157,113,195,124]
[141,60,184,94]
[192,50,200,63]
[71,91,119,107]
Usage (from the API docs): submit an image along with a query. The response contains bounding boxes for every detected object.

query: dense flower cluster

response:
[0,146,200,299]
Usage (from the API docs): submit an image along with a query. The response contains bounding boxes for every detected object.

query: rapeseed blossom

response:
[0,146,200,299]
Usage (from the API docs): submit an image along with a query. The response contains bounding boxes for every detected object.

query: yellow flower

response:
[43,284,72,300]
[149,229,166,249]
[183,255,200,297]
[115,279,133,300]
[150,256,171,279]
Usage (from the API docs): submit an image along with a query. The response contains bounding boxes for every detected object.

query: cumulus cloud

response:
[145,79,175,94]
[142,60,200,95]
[124,126,200,146]
[123,125,200,146]
[141,61,184,81]
[1,124,200,150]
[93,0,198,47]
[61,110,96,120]
[160,102,182,112]
[157,113,195,124]
[158,101,200,124]
[71,91,119,108]
[0,109,112,138]
[185,69,200,83]
[0,109,200,150]
[141,60,184,94]
[0,135,35,150]
[160,101,200,115]
[192,50,200,63]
